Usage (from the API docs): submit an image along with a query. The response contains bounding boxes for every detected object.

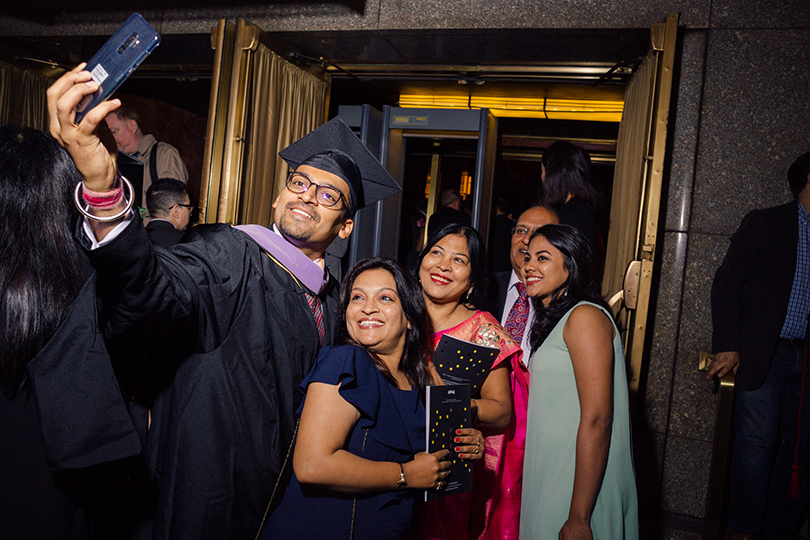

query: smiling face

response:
[509,206,560,274]
[523,235,570,306]
[346,268,409,364]
[418,233,472,307]
[272,164,354,260]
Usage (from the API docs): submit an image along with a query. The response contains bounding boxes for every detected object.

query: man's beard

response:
[277,202,319,242]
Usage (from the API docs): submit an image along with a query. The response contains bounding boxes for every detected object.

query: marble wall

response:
[643,7,810,538]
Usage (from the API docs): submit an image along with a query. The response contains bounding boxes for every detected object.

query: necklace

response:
[433,304,460,332]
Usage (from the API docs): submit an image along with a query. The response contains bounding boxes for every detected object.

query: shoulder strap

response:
[149,141,160,182]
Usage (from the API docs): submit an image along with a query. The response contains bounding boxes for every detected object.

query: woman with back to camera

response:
[416,223,527,540]
[520,224,638,540]
[259,257,484,540]
[0,125,141,539]
[540,141,600,250]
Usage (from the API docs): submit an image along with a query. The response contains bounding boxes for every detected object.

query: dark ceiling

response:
[0,23,650,151]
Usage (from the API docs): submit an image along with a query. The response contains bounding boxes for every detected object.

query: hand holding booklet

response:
[425,335,498,500]
[425,384,471,501]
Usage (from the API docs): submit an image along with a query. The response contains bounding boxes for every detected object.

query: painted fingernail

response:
[454,437,460,443]
[454,447,460,452]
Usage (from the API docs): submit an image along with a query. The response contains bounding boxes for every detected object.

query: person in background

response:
[0,125,141,540]
[487,195,514,274]
[48,65,401,540]
[710,150,810,540]
[417,223,525,540]
[427,189,472,240]
[105,104,189,209]
[520,224,638,540]
[145,178,193,248]
[259,257,484,539]
[539,141,599,249]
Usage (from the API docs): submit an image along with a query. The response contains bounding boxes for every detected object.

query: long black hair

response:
[415,223,489,309]
[0,125,88,396]
[526,224,610,353]
[540,141,600,209]
[340,257,433,396]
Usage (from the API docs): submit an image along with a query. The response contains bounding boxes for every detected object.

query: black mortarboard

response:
[278,117,401,214]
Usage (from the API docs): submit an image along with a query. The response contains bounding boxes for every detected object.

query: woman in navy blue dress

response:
[260,258,484,539]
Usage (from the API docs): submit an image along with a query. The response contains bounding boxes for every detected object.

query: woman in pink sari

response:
[417,223,528,540]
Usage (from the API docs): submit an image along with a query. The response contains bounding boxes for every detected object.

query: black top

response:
[487,213,515,273]
[427,206,472,240]
[79,219,340,540]
[557,197,596,249]
[260,345,426,540]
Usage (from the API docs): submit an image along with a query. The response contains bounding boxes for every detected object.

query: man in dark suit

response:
[490,204,558,362]
[145,178,192,248]
[427,189,471,239]
[710,150,810,540]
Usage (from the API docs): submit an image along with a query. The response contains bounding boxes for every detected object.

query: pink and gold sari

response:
[420,310,528,540]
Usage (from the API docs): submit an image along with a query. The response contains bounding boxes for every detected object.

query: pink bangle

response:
[82,176,124,209]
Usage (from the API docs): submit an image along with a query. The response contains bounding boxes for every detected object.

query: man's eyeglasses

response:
[511,226,537,238]
[172,204,195,211]
[286,172,347,208]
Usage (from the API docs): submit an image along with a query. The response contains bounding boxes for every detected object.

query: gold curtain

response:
[238,44,330,226]
[601,51,656,303]
[0,61,50,130]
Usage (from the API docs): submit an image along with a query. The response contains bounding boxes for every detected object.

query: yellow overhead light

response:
[398,94,623,122]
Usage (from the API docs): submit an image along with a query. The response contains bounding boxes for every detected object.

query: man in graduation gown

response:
[47,66,401,540]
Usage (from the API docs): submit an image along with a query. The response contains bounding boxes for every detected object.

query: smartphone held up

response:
[74,13,160,124]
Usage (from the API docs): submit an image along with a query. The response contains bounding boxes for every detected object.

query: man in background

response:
[427,188,471,239]
[105,104,189,209]
[145,178,193,248]
[491,204,559,360]
[710,151,810,540]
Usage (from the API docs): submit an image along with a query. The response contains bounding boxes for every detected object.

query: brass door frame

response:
[622,13,679,400]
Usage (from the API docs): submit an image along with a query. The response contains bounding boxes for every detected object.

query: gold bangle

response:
[471,398,479,424]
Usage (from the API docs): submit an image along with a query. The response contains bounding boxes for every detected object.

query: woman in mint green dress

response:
[519,224,638,540]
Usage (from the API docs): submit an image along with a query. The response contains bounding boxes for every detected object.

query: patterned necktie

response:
[305,293,325,346]
[504,282,529,345]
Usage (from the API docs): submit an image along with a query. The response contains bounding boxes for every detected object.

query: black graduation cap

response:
[278,117,401,213]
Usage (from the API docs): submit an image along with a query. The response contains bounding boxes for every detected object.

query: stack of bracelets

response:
[73,174,135,222]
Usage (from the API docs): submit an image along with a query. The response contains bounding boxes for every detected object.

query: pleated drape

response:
[0,61,50,130]
[238,45,329,226]
[601,51,656,302]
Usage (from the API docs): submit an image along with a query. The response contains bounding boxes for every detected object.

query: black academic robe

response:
[4,273,142,540]
[80,218,340,540]
[145,219,184,248]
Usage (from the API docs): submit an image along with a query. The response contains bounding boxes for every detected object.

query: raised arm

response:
[560,304,615,540]
[293,382,450,493]
[47,64,124,241]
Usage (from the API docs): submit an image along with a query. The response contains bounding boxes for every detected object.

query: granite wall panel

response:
[667,232,729,442]
[661,434,713,517]
[690,29,810,236]
[665,30,706,233]
[644,232,689,434]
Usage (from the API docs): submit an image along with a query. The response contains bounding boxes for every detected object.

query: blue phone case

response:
[74,13,160,124]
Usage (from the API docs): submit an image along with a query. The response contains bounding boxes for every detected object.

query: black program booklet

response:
[432,334,499,397]
[425,384,472,501]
